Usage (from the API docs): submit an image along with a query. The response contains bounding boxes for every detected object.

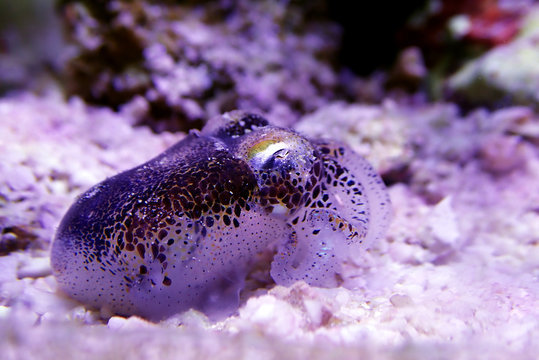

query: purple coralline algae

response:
[60,0,341,131]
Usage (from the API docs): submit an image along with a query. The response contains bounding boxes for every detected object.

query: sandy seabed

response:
[1,92,539,359]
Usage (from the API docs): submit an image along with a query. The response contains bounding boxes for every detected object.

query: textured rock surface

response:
[59,0,340,131]
[447,6,539,108]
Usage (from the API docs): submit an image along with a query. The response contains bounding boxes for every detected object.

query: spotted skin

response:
[270,139,391,286]
[51,111,391,321]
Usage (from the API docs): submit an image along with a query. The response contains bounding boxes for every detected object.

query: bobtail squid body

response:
[51,111,391,321]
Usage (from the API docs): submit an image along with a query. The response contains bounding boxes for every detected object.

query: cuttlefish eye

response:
[261,148,289,170]
[242,130,317,177]
[248,140,294,171]
[231,129,321,216]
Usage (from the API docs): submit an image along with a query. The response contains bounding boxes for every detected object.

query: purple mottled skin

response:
[51,111,391,321]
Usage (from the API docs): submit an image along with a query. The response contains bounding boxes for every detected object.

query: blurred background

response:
[0,0,536,131]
